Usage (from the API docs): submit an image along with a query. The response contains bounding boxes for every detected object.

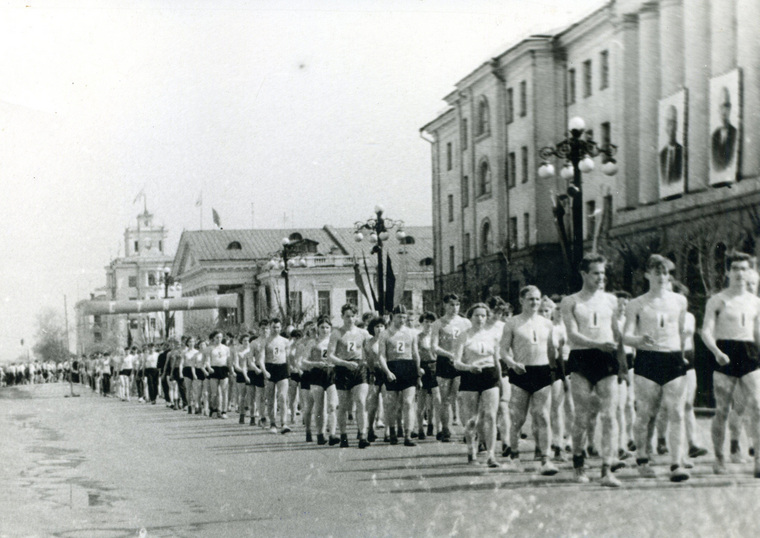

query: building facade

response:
[422,0,760,307]
[76,209,181,352]
[172,225,434,332]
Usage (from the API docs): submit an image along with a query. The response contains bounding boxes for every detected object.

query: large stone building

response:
[421,0,760,312]
[76,209,181,351]
[172,225,434,332]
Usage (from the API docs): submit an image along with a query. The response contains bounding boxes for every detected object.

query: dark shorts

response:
[120,369,132,377]
[172,368,182,382]
[715,340,760,378]
[420,361,438,390]
[310,367,335,390]
[266,363,289,384]
[334,362,368,391]
[684,349,695,371]
[252,371,265,388]
[436,355,459,379]
[386,360,418,392]
[634,350,687,386]
[568,349,619,386]
[460,366,500,394]
[195,370,206,381]
[182,367,194,379]
[245,370,257,386]
[371,368,387,387]
[209,366,229,380]
[236,371,247,384]
[626,353,634,371]
[290,372,302,383]
[300,370,311,391]
[509,364,553,394]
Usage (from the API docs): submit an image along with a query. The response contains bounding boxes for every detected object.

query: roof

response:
[173,226,434,274]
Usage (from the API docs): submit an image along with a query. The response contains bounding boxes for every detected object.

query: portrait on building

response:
[658,90,687,199]
[709,69,741,186]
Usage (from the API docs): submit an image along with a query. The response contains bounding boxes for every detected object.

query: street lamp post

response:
[354,205,406,315]
[265,238,306,325]
[538,117,618,291]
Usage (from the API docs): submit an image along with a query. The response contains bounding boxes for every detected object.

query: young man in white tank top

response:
[702,251,760,477]
[560,254,624,486]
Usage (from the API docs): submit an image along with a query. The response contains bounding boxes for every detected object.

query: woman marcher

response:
[205,330,232,419]
[233,334,252,423]
[306,316,339,445]
[453,303,502,468]
[417,312,441,440]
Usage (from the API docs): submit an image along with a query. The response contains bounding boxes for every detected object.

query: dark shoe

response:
[418,429,426,441]
[358,438,370,449]
[328,435,340,446]
[533,447,542,460]
[368,429,377,443]
[340,434,349,448]
[306,431,313,443]
[250,417,256,426]
[689,445,708,458]
[317,434,327,445]
[426,423,434,437]
[657,438,669,455]
[502,445,511,458]
[239,414,245,424]
[410,430,418,438]
[441,430,451,443]
[627,440,637,452]
[404,438,417,447]
[390,435,399,445]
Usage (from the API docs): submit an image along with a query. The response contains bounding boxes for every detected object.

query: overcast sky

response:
[0,0,604,362]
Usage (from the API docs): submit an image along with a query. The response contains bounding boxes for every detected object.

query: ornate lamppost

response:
[537,117,618,290]
[354,205,406,315]
[265,238,307,325]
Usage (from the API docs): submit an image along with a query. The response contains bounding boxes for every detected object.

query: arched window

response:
[403,236,416,245]
[686,248,701,296]
[419,257,434,266]
[288,232,303,242]
[481,219,492,256]
[477,97,490,136]
[714,242,727,290]
[479,159,492,196]
[227,241,242,250]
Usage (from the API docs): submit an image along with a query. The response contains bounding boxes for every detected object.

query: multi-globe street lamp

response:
[264,238,307,325]
[354,205,406,315]
[537,117,618,290]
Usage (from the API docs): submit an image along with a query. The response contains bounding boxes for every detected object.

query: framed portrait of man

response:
[709,69,741,186]
[658,89,687,199]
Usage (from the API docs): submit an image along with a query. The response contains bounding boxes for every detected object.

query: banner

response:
[80,294,239,315]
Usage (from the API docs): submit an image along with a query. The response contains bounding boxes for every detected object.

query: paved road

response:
[1,383,759,537]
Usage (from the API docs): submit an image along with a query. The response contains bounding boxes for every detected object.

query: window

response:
[446,142,453,171]
[318,290,331,317]
[447,194,454,222]
[509,217,518,250]
[508,152,516,188]
[461,119,468,150]
[94,332,102,343]
[345,290,358,310]
[158,240,163,253]
[524,213,530,247]
[519,81,527,117]
[583,60,592,98]
[507,88,514,123]
[128,276,137,288]
[521,146,529,183]
[422,290,435,313]
[289,291,303,315]
[93,315,101,326]
[449,246,455,273]
[477,97,490,136]
[481,220,492,256]
[227,241,242,250]
[134,241,139,253]
[603,194,613,232]
[148,273,156,286]
[403,236,416,245]
[600,50,609,90]
[478,159,492,196]
[568,68,576,104]
[462,176,469,208]
[586,200,596,239]
[600,121,612,162]
[402,290,413,311]
[464,233,471,261]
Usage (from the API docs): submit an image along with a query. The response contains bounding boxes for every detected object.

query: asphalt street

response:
[1,383,759,537]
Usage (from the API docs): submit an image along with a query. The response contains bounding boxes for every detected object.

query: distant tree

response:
[32,308,69,363]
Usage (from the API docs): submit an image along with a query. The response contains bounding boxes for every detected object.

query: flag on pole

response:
[212,208,221,229]
[195,192,202,207]
[363,255,379,312]
[354,261,371,305]
[385,255,396,312]
[133,188,145,205]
